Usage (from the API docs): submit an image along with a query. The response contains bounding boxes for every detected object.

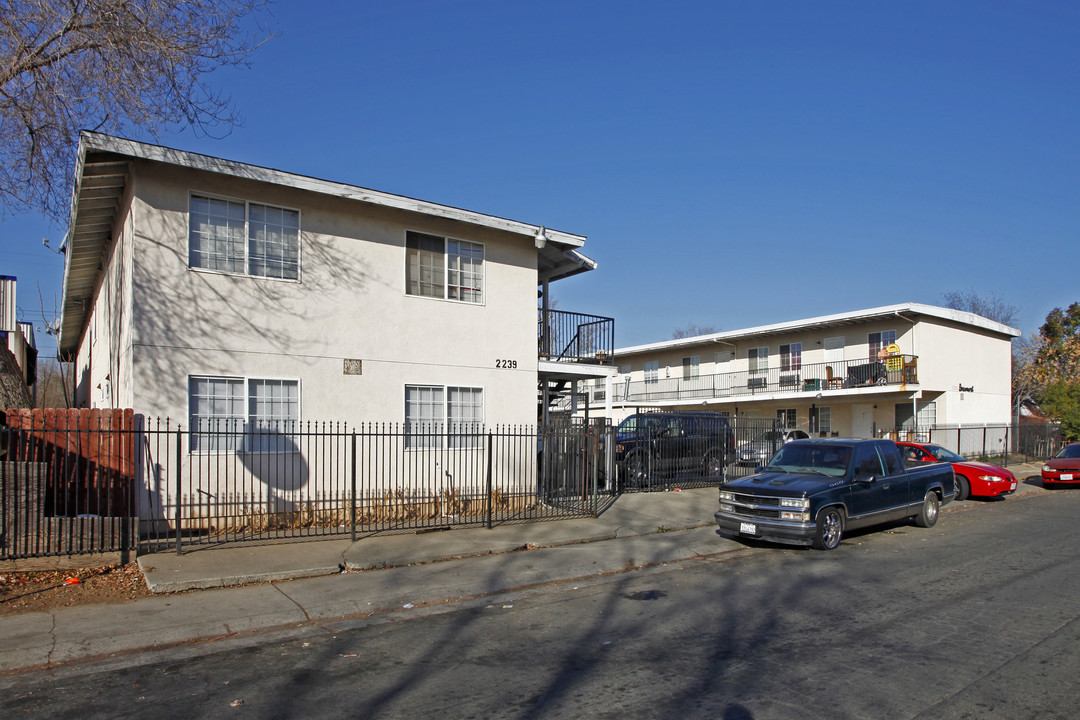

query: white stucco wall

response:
[119,160,540,427]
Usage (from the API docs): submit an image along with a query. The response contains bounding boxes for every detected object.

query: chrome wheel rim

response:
[822,511,841,548]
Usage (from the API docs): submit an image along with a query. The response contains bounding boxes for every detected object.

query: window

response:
[248,379,300,453]
[644,360,659,384]
[777,408,796,429]
[189,195,299,280]
[895,401,936,432]
[748,347,768,374]
[869,330,896,360]
[405,385,484,448]
[189,376,299,453]
[682,355,700,380]
[780,343,802,372]
[714,350,733,372]
[809,406,832,435]
[406,231,484,304]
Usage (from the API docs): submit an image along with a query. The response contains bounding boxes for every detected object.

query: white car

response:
[735,429,810,466]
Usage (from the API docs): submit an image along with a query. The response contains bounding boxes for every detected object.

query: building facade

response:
[58,133,613,433]
[600,304,1019,438]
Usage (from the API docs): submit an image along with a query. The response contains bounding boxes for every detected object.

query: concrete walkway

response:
[0,463,1048,675]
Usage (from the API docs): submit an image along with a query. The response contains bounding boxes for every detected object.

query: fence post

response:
[486,431,493,530]
[350,431,357,543]
[175,426,183,555]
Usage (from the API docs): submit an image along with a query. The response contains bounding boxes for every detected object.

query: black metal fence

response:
[1,419,606,559]
[605,413,782,493]
[877,422,1063,465]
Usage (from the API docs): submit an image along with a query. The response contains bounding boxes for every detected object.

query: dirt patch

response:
[0,563,152,616]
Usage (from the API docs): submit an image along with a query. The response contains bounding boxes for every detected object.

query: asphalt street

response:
[3,488,1079,719]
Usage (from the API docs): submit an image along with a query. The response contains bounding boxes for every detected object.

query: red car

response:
[897,441,1017,500]
[1042,443,1080,488]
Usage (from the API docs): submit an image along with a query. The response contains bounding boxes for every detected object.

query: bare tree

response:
[672,323,721,340]
[941,289,1018,327]
[0,0,271,220]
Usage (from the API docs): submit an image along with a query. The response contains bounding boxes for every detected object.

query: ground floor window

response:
[405,384,485,448]
[189,376,299,453]
[809,406,832,435]
[777,408,796,429]
[895,401,936,431]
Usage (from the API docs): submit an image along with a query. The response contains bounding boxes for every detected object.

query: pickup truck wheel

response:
[812,507,844,550]
[954,474,969,501]
[703,450,725,478]
[915,491,940,528]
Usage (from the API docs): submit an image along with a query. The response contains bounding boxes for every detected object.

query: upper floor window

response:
[869,330,896,359]
[644,360,659,384]
[189,195,300,280]
[780,343,802,372]
[682,355,700,379]
[405,231,484,304]
[748,347,769,374]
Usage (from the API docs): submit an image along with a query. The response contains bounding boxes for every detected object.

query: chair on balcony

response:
[825,366,843,389]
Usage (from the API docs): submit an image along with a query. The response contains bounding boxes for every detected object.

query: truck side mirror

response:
[855,471,876,483]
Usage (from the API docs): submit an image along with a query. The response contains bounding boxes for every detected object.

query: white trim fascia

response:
[77,132,586,247]
[616,302,1022,356]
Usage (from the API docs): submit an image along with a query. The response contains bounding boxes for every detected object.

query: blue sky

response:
[3,0,1077,359]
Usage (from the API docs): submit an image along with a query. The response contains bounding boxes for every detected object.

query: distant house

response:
[1,276,37,409]
[58,133,614,432]
[599,303,1019,437]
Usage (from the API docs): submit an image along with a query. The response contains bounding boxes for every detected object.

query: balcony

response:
[611,355,918,404]
[538,309,615,365]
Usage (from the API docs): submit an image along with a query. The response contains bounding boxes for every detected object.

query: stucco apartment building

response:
[58,133,613,434]
[600,304,1020,438]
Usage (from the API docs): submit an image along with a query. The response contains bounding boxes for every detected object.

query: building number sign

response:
[496,359,517,369]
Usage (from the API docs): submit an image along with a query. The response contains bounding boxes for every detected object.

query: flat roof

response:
[616,302,1022,356]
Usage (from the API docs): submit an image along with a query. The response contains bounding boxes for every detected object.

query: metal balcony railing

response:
[611,355,919,404]
[538,309,615,365]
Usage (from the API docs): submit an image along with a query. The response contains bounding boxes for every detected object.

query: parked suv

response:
[610,411,735,489]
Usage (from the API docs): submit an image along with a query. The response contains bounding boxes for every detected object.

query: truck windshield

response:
[768,444,852,477]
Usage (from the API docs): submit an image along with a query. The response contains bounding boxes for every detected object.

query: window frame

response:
[748,346,769,374]
[780,342,803,372]
[405,230,485,305]
[188,375,301,454]
[404,383,485,449]
[682,355,700,380]
[644,360,659,384]
[868,330,896,360]
[188,192,302,282]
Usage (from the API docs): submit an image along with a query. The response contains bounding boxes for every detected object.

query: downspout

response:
[895,310,918,435]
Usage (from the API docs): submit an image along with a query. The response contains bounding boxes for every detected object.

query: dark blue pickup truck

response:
[714,438,955,550]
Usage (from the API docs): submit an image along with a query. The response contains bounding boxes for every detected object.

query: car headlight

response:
[779,497,809,509]
[1043,465,1051,472]
[978,474,1004,482]
[719,491,734,502]
[780,511,810,522]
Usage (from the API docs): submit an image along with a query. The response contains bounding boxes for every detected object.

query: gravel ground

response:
[0,563,152,616]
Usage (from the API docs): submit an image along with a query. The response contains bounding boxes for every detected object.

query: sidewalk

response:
[0,463,1047,675]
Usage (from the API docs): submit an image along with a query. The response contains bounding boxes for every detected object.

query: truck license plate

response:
[739,522,757,535]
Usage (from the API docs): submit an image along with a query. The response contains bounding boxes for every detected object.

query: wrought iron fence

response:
[877,422,1063,465]
[606,413,781,492]
[1,417,607,559]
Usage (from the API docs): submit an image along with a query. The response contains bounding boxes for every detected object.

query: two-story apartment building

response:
[603,304,1019,438]
[58,133,614,434]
